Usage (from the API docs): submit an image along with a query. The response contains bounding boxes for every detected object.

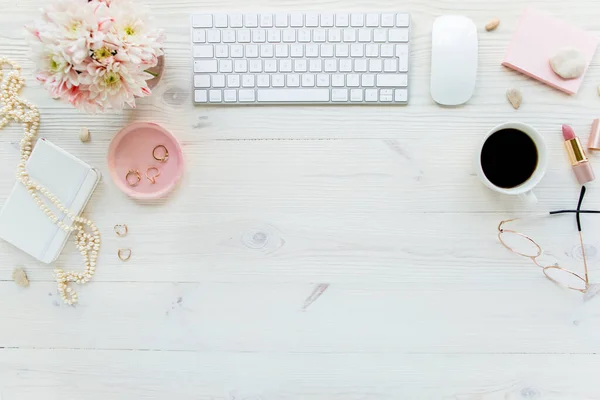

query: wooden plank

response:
[1,350,600,399]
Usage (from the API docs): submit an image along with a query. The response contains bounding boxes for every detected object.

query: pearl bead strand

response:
[0,58,100,305]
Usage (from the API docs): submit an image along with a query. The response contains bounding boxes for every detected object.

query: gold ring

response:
[118,248,132,261]
[125,170,141,187]
[114,224,128,237]
[153,145,169,162]
[146,166,161,184]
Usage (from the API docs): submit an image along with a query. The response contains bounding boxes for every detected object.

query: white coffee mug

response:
[475,122,548,203]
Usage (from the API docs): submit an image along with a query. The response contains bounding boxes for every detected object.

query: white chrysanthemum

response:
[87,62,152,109]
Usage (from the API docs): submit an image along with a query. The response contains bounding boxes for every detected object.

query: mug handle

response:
[518,190,538,204]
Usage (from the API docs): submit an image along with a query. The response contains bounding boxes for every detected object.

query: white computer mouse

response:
[430,15,478,106]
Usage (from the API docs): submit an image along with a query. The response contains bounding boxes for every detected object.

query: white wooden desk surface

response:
[2,0,600,399]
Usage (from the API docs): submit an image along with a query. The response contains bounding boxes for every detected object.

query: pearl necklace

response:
[0,58,100,305]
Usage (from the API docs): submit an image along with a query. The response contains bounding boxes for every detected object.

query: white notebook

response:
[0,139,100,264]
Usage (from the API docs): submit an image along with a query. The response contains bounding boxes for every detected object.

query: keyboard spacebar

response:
[257,89,330,103]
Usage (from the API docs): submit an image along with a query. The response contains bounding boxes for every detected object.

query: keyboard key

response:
[355,59,368,72]
[396,13,410,27]
[347,74,360,87]
[395,88,408,102]
[209,85,225,101]
[305,13,319,27]
[283,29,296,42]
[335,13,349,27]
[275,44,289,57]
[290,44,303,57]
[376,74,408,87]
[192,15,212,28]
[321,13,334,27]
[264,59,277,72]
[223,29,235,43]
[246,45,259,58]
[316,74,330,86]
[306,44,319,57]
[350,13,364,27]
[280,59,293,72]
[237,29,251,43]
[340,59,352,72]
[324,59,337,72]
[350,44,364,57]
[194,90,208,102]
[335,44,349,57]
[230,45,244,58]
[194,45,213,58]
[383,59,397,72]
[212,75,225,87]
[365,44,378,57]
[214,14,228,28]
[366,13,379,27]
[238,89,256,102]
[328,29,341,42]
[275,13,288,27]
[396,44,409,71]
[261,44,274,57]
[321,44,334,57]
[194,60,217,73]
[257,74,270,87]
[242,75,255,87]
[267,29,281,42]
[313,29,326,42]
[380,88,393,102]
[260,13,274,27]
[290,13,304,27]
[244,14,258,27]
[332,88,348,101]
[234,60,248,72]
[249,59,262,72]
[230,14,243,28]
[298,29,311,43]
[219,60,233,72]
[309,59,322,72]
[381,13,395,27]
[193,30,206,43]
[332,74,345,87]
[252,29,266,43]
[369,59,382,72]
[272,74,285,87]
[301,74,315,87]
[381,44,394,57]
[350,89,363,102]
[373,29,387,42]
[389,29,409,42]
[365,88,378,101]
[215,45,228,58]
[343,29,357,42]
[257,89,330,102]
[358,29,371,42]
[207,30,221,43]
[287,74,300,86]
[223,89,237,102]
[362,74,375,86]
[194,75,211,88]
[294,59,307,72]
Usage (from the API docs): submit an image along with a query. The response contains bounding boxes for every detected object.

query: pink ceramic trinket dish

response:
[107,122,184,199]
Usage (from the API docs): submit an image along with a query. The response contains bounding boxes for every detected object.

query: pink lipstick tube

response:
[562,125,595,185]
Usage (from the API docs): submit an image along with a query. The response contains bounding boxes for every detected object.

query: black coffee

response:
[480,128,538,189]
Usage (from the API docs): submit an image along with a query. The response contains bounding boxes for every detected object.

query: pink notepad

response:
[502,8,599,95]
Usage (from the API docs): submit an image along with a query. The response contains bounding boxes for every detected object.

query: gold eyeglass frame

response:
[498,186,598,293]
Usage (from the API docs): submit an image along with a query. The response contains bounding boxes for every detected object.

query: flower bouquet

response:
[27,0,165,113]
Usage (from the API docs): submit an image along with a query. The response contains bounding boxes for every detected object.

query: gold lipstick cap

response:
[588,118,600,151]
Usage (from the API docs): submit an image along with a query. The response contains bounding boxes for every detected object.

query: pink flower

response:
[27,0,164,112]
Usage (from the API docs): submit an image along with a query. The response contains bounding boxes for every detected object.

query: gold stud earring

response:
[152,145,169,162]
[126,169,141,187]
[146,166,160,184]
[118,248,132,262]
[114,224,128,237]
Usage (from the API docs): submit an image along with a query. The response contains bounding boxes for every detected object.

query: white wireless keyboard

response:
[191,12,410,105]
